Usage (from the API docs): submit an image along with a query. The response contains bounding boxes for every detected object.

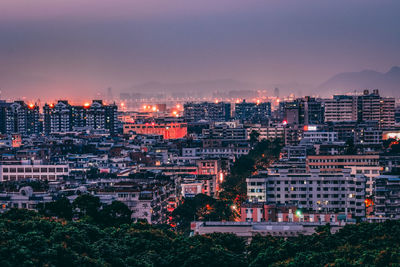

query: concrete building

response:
[0,161,69,182]
[123,122,187,139]
[6,101,40,135]
[240,203,353,224]
[202,123,247,141]
[374,175,400,220]
[183,102,231,122]
[283,97,324,125]
[307,154,380,195]
[44,100,118,134]
[358,90,395,129]
[191,221,345,239]
[300,130,338,145]
[324,95,358,122]
[0,186,53,212]
[234,100,271,123]
[246,168,366,217]
[246,124,285,141]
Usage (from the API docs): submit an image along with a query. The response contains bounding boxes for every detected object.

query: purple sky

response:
[1,0,399,101]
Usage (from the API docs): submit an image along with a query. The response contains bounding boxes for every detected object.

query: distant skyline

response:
[1,0,400,100]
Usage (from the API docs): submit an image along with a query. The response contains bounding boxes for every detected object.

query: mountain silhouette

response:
[319,66,400,97]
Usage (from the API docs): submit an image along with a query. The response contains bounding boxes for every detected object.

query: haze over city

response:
[2,1,400,266]
[1,0,400,101]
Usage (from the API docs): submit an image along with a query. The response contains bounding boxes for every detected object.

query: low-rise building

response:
[0,161,69,182]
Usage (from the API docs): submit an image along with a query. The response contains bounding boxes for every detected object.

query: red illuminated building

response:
[123,122,187,139]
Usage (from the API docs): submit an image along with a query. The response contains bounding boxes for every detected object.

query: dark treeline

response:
[1,209,400,266]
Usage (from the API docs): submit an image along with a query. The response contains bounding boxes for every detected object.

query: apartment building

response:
[123,122,187,139]
[202,123,247,141]
[240,203,352,224]
[44,100,118,134]
[183,102,231,122]
[0,186,53,212]
[374,175,400,220]
[0,161,69,182]
[300,131,338,145]
[234,100,271,123]
[246,168,366,217]
[5,101,40,135]
[246,124,285,141]
[307,155,380,195]
[324,95,358,122]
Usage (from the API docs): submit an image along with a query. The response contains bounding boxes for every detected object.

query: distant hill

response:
[129,79,313,98]
[318,66,400,97]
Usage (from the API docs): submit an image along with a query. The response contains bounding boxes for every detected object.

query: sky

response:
[0,0,399,101]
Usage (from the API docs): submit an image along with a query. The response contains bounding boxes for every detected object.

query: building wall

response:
[123,122,187,139]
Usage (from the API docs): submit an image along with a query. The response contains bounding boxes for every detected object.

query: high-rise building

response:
[324,90,395,129]
[358,89,395,129]
[183,102,231,122]
[283,97,324,125]
[374,175,400,219]
[43,101,72,134]
[395,105,400,124]
[234,100,271,123]
[5,101,40,135]
[44,100,118,134]
[0,101,11,134]
[324,95,358,122]
[303,96,324,125]
[283,101,301,125]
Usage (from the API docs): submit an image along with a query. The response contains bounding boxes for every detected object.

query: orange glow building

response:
[123,122,187,139]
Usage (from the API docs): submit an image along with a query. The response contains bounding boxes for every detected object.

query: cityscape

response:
[1,0,400,266]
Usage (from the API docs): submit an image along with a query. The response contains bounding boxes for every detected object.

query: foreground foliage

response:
[1,209,400,266]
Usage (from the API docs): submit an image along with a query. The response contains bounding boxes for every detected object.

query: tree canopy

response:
[1,209,400,266]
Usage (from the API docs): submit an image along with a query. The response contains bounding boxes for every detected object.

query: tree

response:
[72,194,102,221]
[172,194,234,232]
[86,167,100,179]
[38,197,73,220]
[99,201,132,226]
[249,130,260,144]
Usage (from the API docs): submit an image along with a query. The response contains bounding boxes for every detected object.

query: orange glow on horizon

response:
[84,102,90,108]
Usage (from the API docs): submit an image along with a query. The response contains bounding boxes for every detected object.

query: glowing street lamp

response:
[295,209,302,217]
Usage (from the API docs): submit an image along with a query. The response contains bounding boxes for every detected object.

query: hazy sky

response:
[1,0,399,101]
